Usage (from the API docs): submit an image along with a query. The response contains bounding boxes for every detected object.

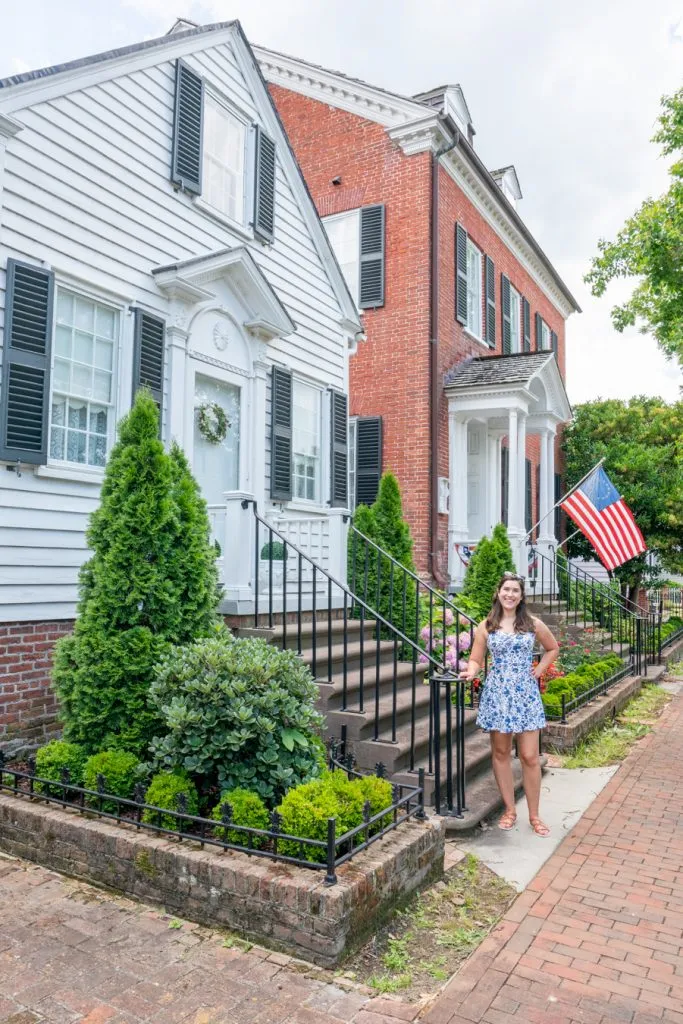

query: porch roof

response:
[444,351,553,389]
[444,351,572,424]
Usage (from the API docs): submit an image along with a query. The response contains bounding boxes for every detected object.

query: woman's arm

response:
[464,622,488,680]
[532,618,560,680]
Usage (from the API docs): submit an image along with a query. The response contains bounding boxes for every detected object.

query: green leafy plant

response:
[149,634,324,803]
[276,775,365,863]
[34,740,88,793]
[211,788,270,848]
[53,392,220,757]
[142,770,199,830]
[83,750,140,812]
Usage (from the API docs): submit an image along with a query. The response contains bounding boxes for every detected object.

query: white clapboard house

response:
[0,19,362,637]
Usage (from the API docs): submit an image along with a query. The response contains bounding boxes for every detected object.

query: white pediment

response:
[152,247,296,341]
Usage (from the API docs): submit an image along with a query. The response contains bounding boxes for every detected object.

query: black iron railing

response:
[0,749,424,886]
[545,661,635,723]
[248,502,454,772]
[429,673,466,818]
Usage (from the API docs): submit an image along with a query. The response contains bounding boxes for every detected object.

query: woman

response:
[464,571,559,837]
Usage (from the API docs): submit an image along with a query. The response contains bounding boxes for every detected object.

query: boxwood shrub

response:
[542,652,626,718]
[34,740,88,793]
[211,788,270,848]
[83,750,140,812]
[143,770,199,831]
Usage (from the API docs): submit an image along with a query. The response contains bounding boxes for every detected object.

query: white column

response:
[448,410,469,588]
[487,433,499,533]
[165,316,190,449]
[538,427,556,545]
[517,411,527,534]
[506,408,518,530]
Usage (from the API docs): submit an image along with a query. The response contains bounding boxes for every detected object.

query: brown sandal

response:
[530,817,550,837]
[498,809,517,830]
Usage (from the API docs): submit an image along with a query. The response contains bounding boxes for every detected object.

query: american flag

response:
[561,466,646,570]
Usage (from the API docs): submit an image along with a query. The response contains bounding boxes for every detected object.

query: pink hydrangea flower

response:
[444,609,455,626]
[458,632,472,651]
[420,624,432,643]
[418,651,429,665]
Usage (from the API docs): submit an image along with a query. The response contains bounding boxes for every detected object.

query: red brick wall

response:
[0,621,72,752]
[271,85,434,574]
[271,84,568,580]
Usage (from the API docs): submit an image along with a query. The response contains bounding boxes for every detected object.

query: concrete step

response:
[348,703,480,776]
[300,638,399,678]
[237,616,379,652]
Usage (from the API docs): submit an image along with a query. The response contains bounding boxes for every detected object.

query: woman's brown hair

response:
[485,573,536,633]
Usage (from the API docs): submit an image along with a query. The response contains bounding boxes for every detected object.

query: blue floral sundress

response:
[476,629,546,734]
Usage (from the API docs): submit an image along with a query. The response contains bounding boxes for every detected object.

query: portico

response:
[444,352,572,590]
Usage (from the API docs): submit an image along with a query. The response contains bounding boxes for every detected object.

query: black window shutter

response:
[535,463,541,542]
[330,390,348,507]
[501,274,511,354]
[522,297,531,352]
[554,472,563,540]
[171,60,203,195]
[133,310,165,431]
[356,417,382,506]
[535,312,543,352]
[455,224,468,324]
[359,205,385,308]
[253,125,276,243]
[0,259,54,465]
[551,329,558,356]
[271,367,292,500]
[525,458,532,534]
[501,445,509,526]
[485,256,496,348]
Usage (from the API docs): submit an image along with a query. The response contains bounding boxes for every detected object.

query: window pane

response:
[93,370,112,402]
[74,297,95,333]
[72,364,92,397]
[50,427,64,460]
[323,212,360,306]
[95,340,113,370]
[203,96,245,222]
[510,288,520,353]
[292,381,321,503]
[88,434,107,467]
[96,307,116,340]
[52,396,66,427]
[466,241,482,337]
[53,359,70,391]
[56,292,73,325]
[89,406,108,435]
[66,430,87,464]
[55,325,71,357]
[73,331,93,365]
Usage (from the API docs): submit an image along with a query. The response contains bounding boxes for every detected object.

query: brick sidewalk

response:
[422,687,683,1024]
[1,689,681,1024]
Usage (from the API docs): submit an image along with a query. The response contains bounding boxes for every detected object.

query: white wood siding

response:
[0,34,348,622]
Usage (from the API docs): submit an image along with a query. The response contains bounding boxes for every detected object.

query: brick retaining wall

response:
[0,794,444,967]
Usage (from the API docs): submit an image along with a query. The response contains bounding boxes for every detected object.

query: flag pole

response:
[523,457,605,543]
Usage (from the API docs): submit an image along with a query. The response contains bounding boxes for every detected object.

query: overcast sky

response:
[2,0,682,406]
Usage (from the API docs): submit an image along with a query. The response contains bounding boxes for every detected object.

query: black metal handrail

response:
[248,501,453,776]
[349,525,477,660]
[0,751,425,887]
[429,673,466,818]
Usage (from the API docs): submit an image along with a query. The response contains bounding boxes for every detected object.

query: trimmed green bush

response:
[142,771,199,830]
[356,774,394,833]
[53,393,220,757]
[83,750,140,812]
[211,789,270,848]
[491,523,516,577]
[541,693,563,718]
[34,740,87,793]
[276,774,366,863]
[149,634,324,803]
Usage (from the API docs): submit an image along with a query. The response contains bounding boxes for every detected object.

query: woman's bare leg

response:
[517,730,549,835]
[490,731,515,823]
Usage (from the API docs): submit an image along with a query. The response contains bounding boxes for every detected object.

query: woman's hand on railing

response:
[462,660,480,682]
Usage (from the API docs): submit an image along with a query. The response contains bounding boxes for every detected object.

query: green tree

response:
[373,472,415,573]
[460,535,501,621]
[562,396,683,599]
[585,88,683,364]
[53,392,220,756]
[491,523,516,577]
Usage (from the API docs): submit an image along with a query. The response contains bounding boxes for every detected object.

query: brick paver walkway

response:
[1,689,681,1024]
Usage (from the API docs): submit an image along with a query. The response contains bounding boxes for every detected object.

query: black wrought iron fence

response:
[0,749,425,886]
[544,661,635,723]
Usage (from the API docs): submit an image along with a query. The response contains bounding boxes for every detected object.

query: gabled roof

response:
[0,21,234,90]
[444,351,556,388]
[0,20,362,336]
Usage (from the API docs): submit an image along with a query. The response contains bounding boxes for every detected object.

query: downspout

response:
[429,128,458,588]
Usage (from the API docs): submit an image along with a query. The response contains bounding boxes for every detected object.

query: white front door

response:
[192,373,241,504]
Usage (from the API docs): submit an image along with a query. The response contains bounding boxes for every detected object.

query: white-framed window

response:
[509,285,521,354]
[348,416,358,510]
[541,320,551,351]
[323,210,360,306]
[203,93,246,223]
[466,239,482,338]
[292,379,322,502]
[50,290,118,469]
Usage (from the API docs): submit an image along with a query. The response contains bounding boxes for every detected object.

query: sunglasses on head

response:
[501,572,525,582]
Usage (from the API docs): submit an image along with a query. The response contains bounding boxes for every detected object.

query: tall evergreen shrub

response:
[491,523,516,576]
[53,392,220,756]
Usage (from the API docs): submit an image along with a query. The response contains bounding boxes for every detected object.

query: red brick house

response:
[257,50,580,589]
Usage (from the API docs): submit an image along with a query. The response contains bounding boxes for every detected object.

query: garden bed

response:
[0,790,444,968]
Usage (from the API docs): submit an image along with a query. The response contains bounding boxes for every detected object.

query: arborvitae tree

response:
[491,522,516,577]
[373,472,415,572]
[53,392,220,756]
[460,536,501,621]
